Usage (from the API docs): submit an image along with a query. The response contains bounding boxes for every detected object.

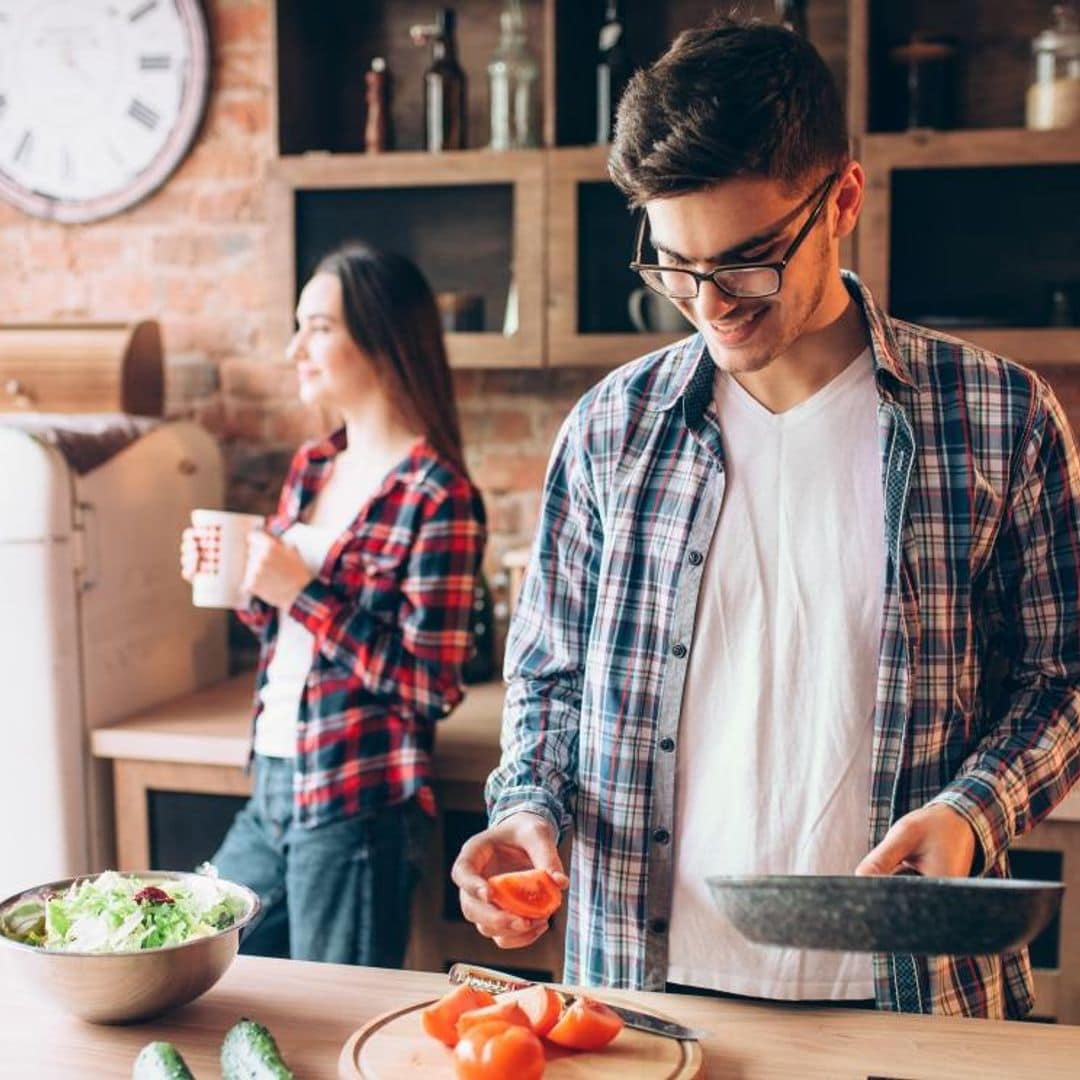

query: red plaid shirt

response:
[238,430,486,827]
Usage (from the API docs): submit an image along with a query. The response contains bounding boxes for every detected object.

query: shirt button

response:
[688,550,703,566]
[671,642,687,658]
[650,918,669,935]
[652,827,670,844]
[659,737,675,752]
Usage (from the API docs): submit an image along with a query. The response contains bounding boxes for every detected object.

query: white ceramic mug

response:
[627,286,695,333]
[189,509,265,609]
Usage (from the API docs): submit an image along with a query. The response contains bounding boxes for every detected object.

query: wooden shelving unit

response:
[546,146,688,366]
[268,0,847,370]
[265,150,545,369]
[850,5,1080,372]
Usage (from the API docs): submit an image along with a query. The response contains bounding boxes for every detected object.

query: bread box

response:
[0,321,164,416]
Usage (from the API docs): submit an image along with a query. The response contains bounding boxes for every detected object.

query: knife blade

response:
[446,962,712,1042]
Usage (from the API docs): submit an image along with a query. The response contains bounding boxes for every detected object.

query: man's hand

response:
[855,803,978,878]
[242,530,312,610]
[451,812,569,950]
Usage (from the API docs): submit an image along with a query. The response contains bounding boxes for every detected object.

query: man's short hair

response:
[609,19,849,207]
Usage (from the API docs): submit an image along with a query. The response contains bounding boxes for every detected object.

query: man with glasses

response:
[453,20,1080,1019]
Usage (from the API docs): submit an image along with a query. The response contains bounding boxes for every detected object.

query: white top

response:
[253,522,341,759]
[667,348,883,1000]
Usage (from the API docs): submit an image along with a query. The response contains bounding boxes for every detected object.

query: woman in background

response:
[181,244,486,965]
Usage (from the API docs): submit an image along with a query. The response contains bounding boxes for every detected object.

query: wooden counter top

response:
[4,953,1080,1078]
[91,674,506,784]
[90,674,1080,821]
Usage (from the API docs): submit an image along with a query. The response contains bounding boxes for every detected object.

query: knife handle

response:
[447,963,536,995]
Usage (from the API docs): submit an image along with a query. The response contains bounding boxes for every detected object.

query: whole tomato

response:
[453,1019,545,1080]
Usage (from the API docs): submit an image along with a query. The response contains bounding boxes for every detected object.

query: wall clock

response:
[0,1,211,224]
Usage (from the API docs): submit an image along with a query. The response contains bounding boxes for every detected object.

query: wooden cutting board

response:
[338,996,704,1078]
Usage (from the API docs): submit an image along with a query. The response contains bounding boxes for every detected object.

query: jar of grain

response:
[1026,3,1080,130]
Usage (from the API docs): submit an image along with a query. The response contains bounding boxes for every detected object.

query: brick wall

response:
[2,0,1077,577]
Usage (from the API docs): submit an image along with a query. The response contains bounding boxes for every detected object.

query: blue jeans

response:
[209,755,432,965]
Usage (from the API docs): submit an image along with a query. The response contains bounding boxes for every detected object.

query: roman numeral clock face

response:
[0,0,210,223]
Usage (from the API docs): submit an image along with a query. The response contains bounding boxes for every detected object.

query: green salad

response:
[1,870,247,953]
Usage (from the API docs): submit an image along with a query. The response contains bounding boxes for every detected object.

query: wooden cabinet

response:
[267,1,847,370]
[269,2,1077,373]
[546,146,688,366]
[849,3,1080,370]
[264,151,545,369]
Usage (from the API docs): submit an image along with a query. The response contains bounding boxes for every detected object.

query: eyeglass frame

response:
[628,171,840,301]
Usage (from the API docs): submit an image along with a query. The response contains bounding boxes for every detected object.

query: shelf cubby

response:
[856,128,1080,367]
[264,151,545,369]
[851,0,1053,135]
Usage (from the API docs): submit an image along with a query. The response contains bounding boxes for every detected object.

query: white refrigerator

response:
[0,416,228,899]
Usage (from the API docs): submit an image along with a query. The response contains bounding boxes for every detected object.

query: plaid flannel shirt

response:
[239,431,486,828]
[487,273,1080,1018]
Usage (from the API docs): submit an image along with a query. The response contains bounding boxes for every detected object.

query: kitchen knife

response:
[447,962,712,1042]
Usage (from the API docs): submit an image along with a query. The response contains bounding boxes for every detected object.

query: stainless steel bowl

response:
[0,870,260,1024]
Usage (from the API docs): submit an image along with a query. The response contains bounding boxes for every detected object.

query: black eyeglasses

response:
[629,172,839,301]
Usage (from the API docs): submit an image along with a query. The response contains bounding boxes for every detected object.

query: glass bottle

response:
[420,8,466,151]
[364,57,391,153]
[1026,3,1080,130]
[596,0,631,145]
[775,0,809,37]
[488,0,538,150]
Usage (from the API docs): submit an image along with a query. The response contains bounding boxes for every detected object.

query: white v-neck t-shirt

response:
[667,347,883,999]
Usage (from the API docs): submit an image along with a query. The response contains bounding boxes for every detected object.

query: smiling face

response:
[644,167,859,376]
[286,272,376,410]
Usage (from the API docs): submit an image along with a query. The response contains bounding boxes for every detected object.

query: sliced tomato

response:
[544,995,624,1051]
[422,984,496,1047]
[486,868,563,920]
[456,999,533,1037]
[453,1019,546,1080]
[501,985,563,1037]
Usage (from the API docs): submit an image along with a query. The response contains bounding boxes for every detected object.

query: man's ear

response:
[833,161,865,240]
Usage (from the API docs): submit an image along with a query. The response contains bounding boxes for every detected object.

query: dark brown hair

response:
[315,244,469,478]
[609,19,848,207]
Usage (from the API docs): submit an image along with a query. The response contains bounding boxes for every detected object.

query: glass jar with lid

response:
[1026,2,1080,130]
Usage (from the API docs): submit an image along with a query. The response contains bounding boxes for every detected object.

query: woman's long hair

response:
[315,244,469,478]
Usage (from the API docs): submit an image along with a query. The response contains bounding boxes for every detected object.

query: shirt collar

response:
[648,271,917,417]
[306,427,349,462]
[305,428,434,478]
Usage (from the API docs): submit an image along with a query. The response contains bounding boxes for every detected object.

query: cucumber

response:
[220,1018,294,1080]
[132,1041,196,1080]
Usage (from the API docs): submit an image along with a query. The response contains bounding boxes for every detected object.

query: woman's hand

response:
[179,527,201,583]
[242,530,313,610]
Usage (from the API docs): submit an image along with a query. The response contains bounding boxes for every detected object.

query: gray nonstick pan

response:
[706,874,1064,954]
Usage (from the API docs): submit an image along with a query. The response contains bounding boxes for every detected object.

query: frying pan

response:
[706,874,1063,955]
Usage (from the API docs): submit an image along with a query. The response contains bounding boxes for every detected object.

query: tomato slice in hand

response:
[453,1019,546,1080]
[486,868,563,920]
[544,995,624,1051]
[501,985,563,1037]
[456,1000,533,1038]
[422,984,496,1047]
